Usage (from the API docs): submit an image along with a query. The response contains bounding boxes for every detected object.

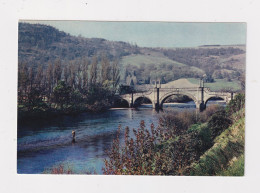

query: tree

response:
[52,81,72,109]
[239,73,245,91]
[46,62,54,97]
[101,55,111,84]
[28,66,34,90]
[63,65,69,84]
[18,62,29,102]
[68,62,76,88]
[111,59,120,89]
[35,64,43,87]
[27,87,44,111]
[90,56,98,86]
[53,59,62,85]
[82,58,89,91]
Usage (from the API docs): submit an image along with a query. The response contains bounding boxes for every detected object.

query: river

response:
[17,101,225,174]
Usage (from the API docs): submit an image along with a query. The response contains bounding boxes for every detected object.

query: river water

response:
[17,101,224,174]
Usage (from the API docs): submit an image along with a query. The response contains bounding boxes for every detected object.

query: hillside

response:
[189,109,245,176]
[18,22,140,69]
[188,78,242,91]
[18,22,246,89]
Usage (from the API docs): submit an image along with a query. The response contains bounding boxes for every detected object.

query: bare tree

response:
[111,59,120,89]
[53,59,62,85]
[101,55,111,84]
[35,64,43,88]
[90,55,98,86]
[82,58,89,91]
[46,62,54,97]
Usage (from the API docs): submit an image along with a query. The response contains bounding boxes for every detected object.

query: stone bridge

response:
[120,84,234,111]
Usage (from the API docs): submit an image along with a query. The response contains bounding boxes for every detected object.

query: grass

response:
[188,78,242,91]
[120,54,186,67]
[217,154,244,176]
[189,110,245,176]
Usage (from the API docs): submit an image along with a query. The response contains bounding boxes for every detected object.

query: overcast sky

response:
[24,20,246,48]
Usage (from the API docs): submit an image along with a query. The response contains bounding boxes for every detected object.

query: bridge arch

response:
[204,96,226,107]
[133,96,153,107]
[159,91,198,108]
[114,98,130,108]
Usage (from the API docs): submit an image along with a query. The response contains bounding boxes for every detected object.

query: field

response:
[188,78,241,91]
[120,54,186,67]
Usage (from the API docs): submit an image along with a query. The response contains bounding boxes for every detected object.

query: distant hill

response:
[18,22,140,68]
[18,22,246,88]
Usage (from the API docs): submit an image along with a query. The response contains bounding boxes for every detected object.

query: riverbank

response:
[188,108,245,176]
[103,94,245,175]
[18,102,112,123]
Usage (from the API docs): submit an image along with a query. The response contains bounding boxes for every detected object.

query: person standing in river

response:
[72,130,76,143]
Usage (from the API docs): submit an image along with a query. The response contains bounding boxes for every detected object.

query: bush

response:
[199,105,223,122]
[189,117,245,176]
[44,164,74,174]
[103,111,203,175]
[226,93,245,115]
[208,109,232,140]
[217,154,244,176]
[188,123,212,153]
[159,110,197,136]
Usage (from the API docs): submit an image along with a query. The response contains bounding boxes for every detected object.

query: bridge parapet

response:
[120,86,235,111]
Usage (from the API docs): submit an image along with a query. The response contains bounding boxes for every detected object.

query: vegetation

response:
[19,23,246,91]
[190,112,245,176]
[103,94,245,175]
[18,54,121,121]
[188,78,242,92]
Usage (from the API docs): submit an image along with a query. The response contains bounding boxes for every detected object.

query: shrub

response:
[226,93,245,115]
[199,105,223,122]
[103,117,202,175]
[44,164,74,174]
[189,117,245,176]
[208,109,232,140]
[159,110,197,136]
[188,123,212,153]
[217,154,244,176]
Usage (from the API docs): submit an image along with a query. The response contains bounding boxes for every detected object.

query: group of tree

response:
[18,55,121,118]
[123,63,204,85]
[159,47,245,81]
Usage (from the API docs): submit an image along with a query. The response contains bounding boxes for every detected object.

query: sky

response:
[24,20,246,48]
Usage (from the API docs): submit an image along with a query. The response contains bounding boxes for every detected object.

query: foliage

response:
[19,22,139,68]
[103,120,201,175]
[199,104,223,122]
[104,95,245,175]
[52,81,73,109]
[226,93,245,115]
[207,109,232,140]
[159,110,197,135]
[187,123,212,153]
[217,154,244,176]
[103,111,210,175]
[18,51,122,120]
[44,164,74,174]
[189,115,245,176]
[162,46,245,81]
